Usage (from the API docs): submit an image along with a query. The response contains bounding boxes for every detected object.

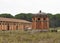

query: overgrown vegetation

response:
[0,30,60,43]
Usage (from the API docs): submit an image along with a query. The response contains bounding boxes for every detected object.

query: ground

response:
[0,29,60,43]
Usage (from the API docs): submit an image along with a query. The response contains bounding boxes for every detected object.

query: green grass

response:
[0,30,60,43]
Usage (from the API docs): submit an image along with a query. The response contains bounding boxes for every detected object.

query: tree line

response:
[0,13,60,28]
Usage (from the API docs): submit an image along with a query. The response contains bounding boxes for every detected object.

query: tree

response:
[15,13,26,19]
[26,13,33,21]
[15,13,33,21]
[0,13,14,18]
[47,13,53,19]
[55,14,60,27]
[47,13,53,27]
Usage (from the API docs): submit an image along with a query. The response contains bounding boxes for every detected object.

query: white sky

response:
[0,0,60,15]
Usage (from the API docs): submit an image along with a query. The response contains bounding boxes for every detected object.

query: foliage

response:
[47,13,60,28]
[0,13,14,18]
[15,13,33,21]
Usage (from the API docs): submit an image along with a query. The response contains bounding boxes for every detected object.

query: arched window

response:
[38,18,40,20]
[44,18,46,20]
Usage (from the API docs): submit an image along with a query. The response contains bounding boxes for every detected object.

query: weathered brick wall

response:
[32,15,49,30]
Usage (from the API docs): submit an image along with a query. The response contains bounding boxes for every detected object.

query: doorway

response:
[7,24,9,30]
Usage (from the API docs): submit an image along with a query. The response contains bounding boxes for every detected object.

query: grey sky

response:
[0,0,60,15]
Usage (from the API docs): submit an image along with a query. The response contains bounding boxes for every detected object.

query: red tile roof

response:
[0,17,31,23]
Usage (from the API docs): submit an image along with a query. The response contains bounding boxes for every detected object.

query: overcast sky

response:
[0,0,60,15]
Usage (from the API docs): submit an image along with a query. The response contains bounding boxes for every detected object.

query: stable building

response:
[0,17,31,30]
[0,11,49,31]
[32,11,49,30]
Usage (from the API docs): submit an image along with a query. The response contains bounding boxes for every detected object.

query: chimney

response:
[39,10,41,13]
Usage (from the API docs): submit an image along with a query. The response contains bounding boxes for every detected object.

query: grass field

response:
[0,30,60,43]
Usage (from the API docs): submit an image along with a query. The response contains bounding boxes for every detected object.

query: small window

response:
[38,18,40,20]
[44,18,46,20]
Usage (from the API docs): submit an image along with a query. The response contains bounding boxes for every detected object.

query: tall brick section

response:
[32,11,49,30]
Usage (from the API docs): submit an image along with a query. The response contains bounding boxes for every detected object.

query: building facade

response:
[32,11,49,30]
[0,17,32,30]
[0,11,49,31]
